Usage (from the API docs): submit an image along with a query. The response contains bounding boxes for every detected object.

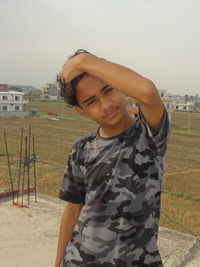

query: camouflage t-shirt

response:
[59,109,169,267]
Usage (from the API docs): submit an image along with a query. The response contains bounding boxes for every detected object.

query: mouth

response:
[104,108,118,119]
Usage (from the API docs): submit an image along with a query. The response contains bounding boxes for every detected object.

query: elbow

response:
[141,80,158,104]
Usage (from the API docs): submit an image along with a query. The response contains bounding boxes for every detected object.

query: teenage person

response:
[55,49,169,267]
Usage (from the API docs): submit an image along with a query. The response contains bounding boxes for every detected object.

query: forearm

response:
[78,54,157,104]
[54,203,83,267]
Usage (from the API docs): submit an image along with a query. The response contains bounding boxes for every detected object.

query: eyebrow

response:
[82,84,110,104]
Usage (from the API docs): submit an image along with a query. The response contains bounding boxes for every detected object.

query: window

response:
[127,102,139,108]
[15,106,20,111]
[161,92,164,97]
[3,96,7,101]
[15,96,20,101]
[176,105,179,110]
[3,106,7,111]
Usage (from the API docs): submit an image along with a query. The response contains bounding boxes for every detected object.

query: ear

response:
[74,106,88,117]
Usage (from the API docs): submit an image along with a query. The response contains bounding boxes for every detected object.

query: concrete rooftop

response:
[0,194,199,267]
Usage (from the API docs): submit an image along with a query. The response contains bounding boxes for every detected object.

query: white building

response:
[158,89,195,113]
[46,83,59,100]
[171,101,195,111]
[158,89,174,121]
[0,91,28,113]
[158,89,173,111]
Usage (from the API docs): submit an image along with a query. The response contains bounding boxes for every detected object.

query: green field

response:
[0,100,200,237]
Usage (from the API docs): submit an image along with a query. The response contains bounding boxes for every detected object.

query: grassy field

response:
[0,100,200,237]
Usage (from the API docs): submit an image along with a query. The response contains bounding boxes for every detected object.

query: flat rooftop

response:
[0,194,199,267]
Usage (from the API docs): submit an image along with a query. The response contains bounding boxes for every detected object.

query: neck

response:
[99,115,135,138]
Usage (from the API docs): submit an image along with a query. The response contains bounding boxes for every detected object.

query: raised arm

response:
[61,53,164,134]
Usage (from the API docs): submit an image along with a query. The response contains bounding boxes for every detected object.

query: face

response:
[74,74,129,128]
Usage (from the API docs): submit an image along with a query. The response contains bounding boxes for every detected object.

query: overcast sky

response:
[0,0,200,95]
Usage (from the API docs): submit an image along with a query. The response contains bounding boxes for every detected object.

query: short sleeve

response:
[139,106,170,156]
[59,144,86,203]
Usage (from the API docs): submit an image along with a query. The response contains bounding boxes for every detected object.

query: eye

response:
[87,99,96,106]
[105,87,113,93]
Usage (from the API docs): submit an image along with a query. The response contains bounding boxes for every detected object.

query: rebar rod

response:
[17,128,23,203]
[4,130,15,202]
[27,125,31,205]
[21,136,28,206]
[32,134,37,203]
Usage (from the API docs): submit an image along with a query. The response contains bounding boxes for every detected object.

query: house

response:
[39,87,49,100]
[46,83,60,100]
[171,101,195,111]
[158,89,174,120]
[126,96,139,117]
[0,84,9,91]
[0,91,29,117]
[126,89,173,119]
[126,89,197,125]
[158,90,173,111]
[39,83,60,100]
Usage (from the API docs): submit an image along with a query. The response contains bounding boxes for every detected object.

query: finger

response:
[61,69,70,84]
[61,61,69,83]
[60,72,65,84]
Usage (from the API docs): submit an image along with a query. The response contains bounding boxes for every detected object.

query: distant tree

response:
[184,94,189,102]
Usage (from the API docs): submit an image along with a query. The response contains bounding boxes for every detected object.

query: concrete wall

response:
[0,111,29,118]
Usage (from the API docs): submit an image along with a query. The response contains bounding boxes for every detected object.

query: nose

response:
[99,96,113,114]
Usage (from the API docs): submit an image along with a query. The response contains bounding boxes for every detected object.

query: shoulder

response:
[71,130,97,154]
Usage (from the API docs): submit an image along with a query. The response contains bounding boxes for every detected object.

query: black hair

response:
[57,49,90,106]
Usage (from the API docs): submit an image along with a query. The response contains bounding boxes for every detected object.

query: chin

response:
[102,116,124,128]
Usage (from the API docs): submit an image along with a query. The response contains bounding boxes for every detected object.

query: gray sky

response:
[1,0,200,95]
